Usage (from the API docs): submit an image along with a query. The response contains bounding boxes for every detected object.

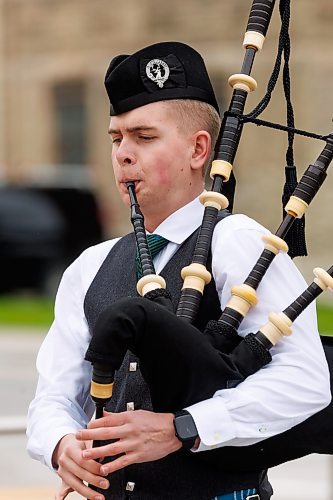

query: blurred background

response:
[0,0,332,498]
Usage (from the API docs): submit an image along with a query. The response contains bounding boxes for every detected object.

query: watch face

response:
[175,414,198,440]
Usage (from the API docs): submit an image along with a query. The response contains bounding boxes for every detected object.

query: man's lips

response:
[120,180,141,193]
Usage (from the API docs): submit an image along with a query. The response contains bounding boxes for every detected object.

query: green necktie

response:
[135,234,169,280]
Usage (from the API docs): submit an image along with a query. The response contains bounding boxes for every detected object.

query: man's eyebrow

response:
[108,125,158,134]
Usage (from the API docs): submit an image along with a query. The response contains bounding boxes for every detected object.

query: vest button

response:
[127,402,135,411]
[126,481,135,491]
[129,362,138,372]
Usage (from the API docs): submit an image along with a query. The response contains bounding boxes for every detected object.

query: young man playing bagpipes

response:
[27,42,330,500]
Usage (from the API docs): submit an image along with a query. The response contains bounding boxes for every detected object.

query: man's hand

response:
[52,433,109,500]
[55,480,73,500]
[76,410,182,475]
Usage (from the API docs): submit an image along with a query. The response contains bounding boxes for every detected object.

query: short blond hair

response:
[166,99,221,172]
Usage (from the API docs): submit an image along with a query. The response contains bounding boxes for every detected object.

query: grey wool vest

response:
[84,227,267,499]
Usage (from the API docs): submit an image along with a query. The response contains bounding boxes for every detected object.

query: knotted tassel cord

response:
[279,0,306,257]
[225,0,328,257]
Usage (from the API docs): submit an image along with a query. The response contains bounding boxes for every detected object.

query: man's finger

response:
[87,411,127,429]
[58,448,103,476]
[100,451,138,475]
[76,423,129,442]
[58,456,110,490]
[54,481,73,500]
[81,439,135,460]
[57,466,107,500]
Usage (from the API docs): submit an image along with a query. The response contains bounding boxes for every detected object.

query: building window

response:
[53,81,87,165]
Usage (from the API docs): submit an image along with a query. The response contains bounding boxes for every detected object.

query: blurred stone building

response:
[0,0,332,282]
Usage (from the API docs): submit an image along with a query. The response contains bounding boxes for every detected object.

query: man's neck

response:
[143,193,201,233]
[144,210,176,233]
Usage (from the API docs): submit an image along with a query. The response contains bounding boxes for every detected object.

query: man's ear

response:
[190,131,211,171]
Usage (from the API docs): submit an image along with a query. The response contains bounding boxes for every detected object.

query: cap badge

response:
[145,59,170,88]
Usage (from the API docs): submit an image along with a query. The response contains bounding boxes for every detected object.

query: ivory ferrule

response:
[243,31,265,51]
[285,196,309,218]
[91,381,113,399]
[137,274,166,296]
[228,74,257,93]
[313,268,333,291]
[227,284,258,316]
[199,191,229,210]
[262,234,289,254]
[260,312,293,346]
[210,160,233,181]
[181,263,211,293]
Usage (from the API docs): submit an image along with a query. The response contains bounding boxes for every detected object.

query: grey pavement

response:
[0,327,332,499]
[0,328,46,421]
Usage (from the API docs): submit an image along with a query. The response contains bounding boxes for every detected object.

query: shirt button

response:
[126,481,135,491]
[127,402,135,411]
[129,362,138,372]
[259,426,267,433]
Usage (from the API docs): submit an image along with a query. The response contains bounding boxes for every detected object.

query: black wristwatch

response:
[173,410,198,450]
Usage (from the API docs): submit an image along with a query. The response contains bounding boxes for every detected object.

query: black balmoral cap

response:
[104,41,219,116]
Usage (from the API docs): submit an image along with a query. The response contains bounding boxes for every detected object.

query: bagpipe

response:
[85,0,333,471]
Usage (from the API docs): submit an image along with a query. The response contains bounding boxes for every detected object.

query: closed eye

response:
[111,136,122,144]
[139,135,156,141]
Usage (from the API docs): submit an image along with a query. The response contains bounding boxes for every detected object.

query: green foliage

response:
[317,303,333,336]
[0,295,54,327]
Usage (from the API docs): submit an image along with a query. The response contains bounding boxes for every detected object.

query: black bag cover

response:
[86,295,333,471]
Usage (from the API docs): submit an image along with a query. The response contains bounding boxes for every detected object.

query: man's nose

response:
[115,140,136,166]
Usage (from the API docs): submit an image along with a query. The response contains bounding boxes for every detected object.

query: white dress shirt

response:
[27,196,331,469]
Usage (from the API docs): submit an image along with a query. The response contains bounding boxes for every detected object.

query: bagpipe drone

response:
[85,0,333,471]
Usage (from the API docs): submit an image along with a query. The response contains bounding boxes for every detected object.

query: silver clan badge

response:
[146,59,170,88]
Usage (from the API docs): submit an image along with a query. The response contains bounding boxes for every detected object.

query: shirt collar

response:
[151,194,204,245]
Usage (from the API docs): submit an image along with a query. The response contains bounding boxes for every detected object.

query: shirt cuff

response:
[185,396,236,452]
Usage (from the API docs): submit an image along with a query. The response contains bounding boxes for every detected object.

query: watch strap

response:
[173,410,198,450]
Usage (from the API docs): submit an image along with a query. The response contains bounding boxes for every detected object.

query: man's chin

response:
[117,186,150,213]
[122,193,131,207]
